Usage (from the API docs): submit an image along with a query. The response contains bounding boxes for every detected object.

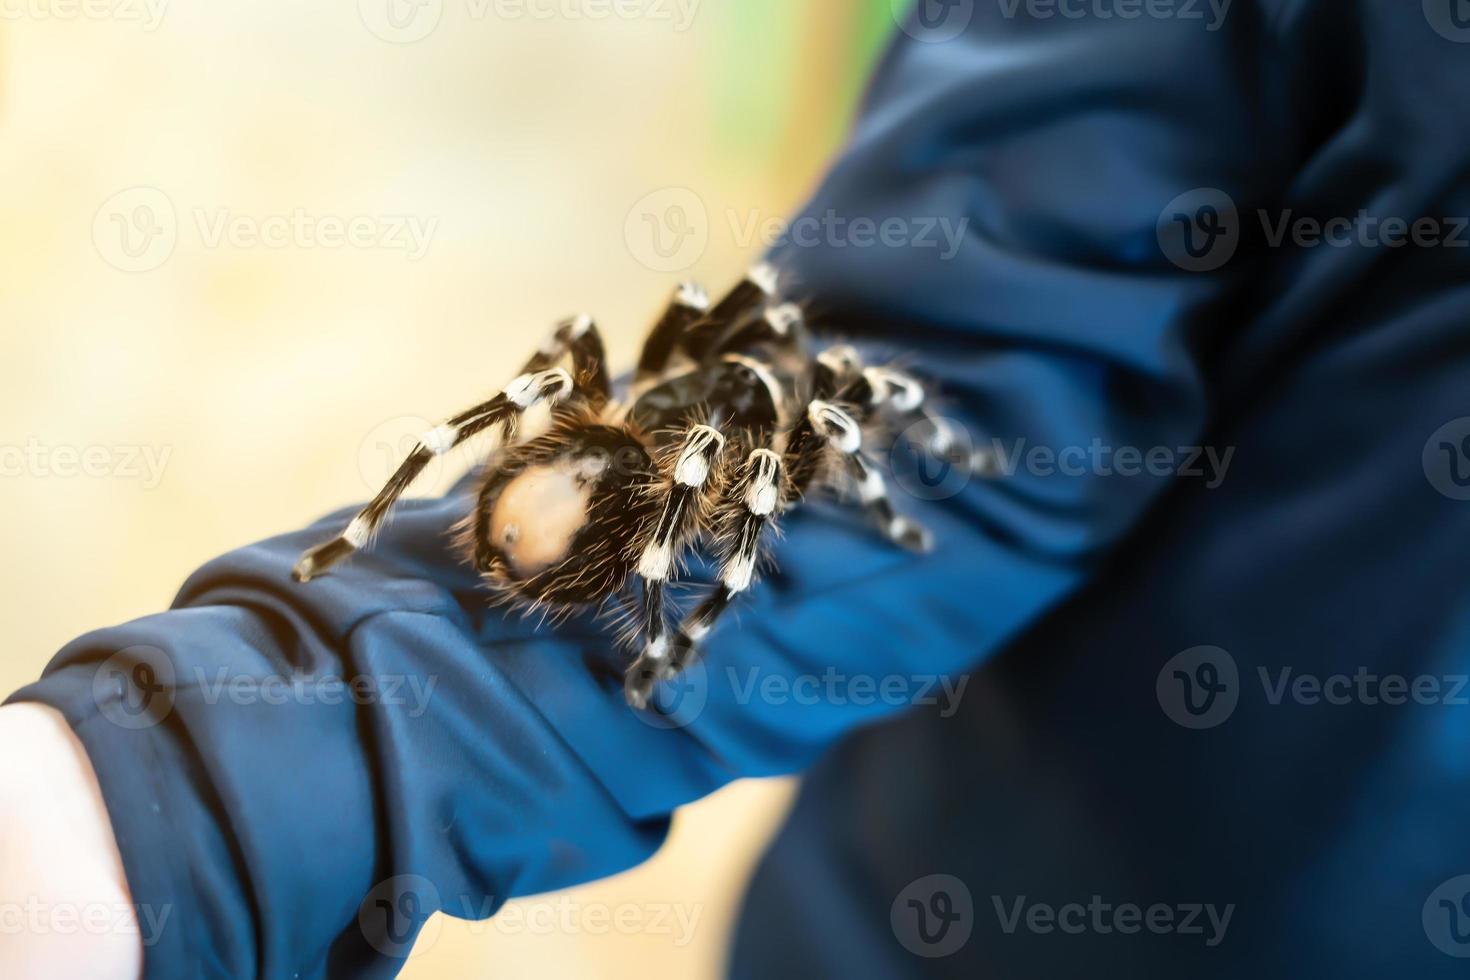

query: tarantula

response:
[292,265,971,707]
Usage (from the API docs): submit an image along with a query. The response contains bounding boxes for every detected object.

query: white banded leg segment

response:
[723,448,782,593]
[659,449,784,682]
[673,425,725,487]
[528,315,584,368]
[722,507,764,593]
[845,453,933,554]
[294,368,578,584]
[681,264,782,362]
[532,313,595,364]
[894,403,992,478]
[813,344,862,399]
[626,578,671,708]
[923,408,957,456]
[341,515,371,549]
[747,262,780,297]
[444,367,573,451]
[807,400,863,454]
[292,437,437,582]
[864,367,925,412]
[502,367,574,410]
[553,315,611,400]
[420,423,459,456]
[765,303,803,336]
[637,427,722,582]
[712,265,779,322]
[677,282,710,311]
[661,585,735,680]
[744,448,782,516]
[637,282,711,380]
[627,424,728,705]
[713,303,805,353]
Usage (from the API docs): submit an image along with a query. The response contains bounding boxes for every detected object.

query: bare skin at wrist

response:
[0,703,142,979]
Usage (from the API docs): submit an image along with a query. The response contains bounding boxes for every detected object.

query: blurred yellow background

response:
[0,1,894,976]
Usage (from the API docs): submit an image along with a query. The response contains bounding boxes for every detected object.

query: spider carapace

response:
[293,265,973,707]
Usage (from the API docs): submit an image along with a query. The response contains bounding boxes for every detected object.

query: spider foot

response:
[653,636,699,683]
[291,536,356,582]
[887,515,934,554]
[623,657,661,710]
[624,634,697,708]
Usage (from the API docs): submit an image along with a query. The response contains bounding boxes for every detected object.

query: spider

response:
[291,265,974,707]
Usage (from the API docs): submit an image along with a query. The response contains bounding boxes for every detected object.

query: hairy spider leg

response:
[652,446,786,686]
[635,282,710,382]
[624,423,726,708]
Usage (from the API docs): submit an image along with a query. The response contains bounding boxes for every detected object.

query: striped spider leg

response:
[624,422,729,708]
[292,315,610,582]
